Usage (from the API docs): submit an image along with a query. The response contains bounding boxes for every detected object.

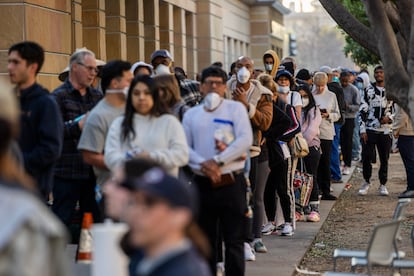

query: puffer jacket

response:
[227,78,273,157]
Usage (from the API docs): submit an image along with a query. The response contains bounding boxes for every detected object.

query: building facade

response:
[0,0,288,90]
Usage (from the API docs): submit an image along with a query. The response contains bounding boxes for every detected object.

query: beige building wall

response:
[0,0,288,91]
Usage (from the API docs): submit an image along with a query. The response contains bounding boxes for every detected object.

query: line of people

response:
[5,40,414,276]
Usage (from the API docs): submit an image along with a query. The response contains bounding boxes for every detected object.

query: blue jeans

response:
[352,115,361,159]
[397,135,414,191]
[330,123,342,180]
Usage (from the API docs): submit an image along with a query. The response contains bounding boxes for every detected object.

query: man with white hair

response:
[52,48,103,240]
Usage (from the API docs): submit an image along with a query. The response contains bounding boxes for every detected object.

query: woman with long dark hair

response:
[104,75,189,177]
[298,84,322,221]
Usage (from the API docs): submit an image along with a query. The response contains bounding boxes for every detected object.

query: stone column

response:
[159,1,173,55]
[173,6,185,68]
[82,0,106,61]
[126,0,145,62]
[196,1,224,70]
[0,0,72,91]
[185,11,197,78]
[72,0,83,50]
[105,0,126,60]
[143,0,160,63]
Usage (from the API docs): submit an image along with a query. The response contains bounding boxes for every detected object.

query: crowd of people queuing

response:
[2,40,414,276]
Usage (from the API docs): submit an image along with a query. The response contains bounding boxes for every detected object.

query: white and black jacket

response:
[359,82,394,134]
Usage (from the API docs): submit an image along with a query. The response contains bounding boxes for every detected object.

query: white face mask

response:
[237,67,251,84]
[155,64,171,75]
[302,97,309,107]
[203,92,222,111]
[277,86,290,94]
[106,87,129,98]
[265,64,273,72]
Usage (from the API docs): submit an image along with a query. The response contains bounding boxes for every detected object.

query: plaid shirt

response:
[180,79,202,107]
[52,80,103,179]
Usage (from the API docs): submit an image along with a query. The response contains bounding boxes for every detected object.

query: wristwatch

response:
[213,155,224,167]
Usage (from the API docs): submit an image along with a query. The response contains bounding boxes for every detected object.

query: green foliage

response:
[338,0,380,67]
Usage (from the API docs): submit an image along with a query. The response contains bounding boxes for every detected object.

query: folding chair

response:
[392,224,414,272]
[333,199,411,271]
[349,220,402,274]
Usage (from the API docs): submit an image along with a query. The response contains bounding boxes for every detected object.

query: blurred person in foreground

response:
[0,80,69,276]
[120,166,211,276]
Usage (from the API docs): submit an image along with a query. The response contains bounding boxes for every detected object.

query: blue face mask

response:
[356,82,363,90]
[332,76,339,83]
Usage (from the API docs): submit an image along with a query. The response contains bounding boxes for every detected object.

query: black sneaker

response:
[321,193,337,200]
[398,190,414,198]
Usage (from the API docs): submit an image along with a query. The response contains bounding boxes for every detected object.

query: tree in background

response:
[320,0,414,121]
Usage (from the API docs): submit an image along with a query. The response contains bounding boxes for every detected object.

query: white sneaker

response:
[216,262,225,276]
[358,182,370,195]
[261,222,276,235]
[244,242,256,261]
[379,185,389,196]
[342,166,351,175]
[281,223,294,236]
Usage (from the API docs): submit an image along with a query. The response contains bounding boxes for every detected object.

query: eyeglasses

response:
[77,62,99,74]
[203,80,224,86]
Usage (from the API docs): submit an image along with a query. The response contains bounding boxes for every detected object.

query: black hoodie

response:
[18,83,63,198]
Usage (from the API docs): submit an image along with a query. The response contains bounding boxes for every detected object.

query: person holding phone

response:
[311,72,340,200]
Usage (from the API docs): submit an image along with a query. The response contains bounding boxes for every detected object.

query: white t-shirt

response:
[287,91,303,108]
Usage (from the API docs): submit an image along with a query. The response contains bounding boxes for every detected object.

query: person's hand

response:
[361,132,368,144]
[200,159,221,184]
[321,111,329,119]
[232,87,249,108]
[78,112,89,130]
[215,139,227,152]
[380,116,391,124]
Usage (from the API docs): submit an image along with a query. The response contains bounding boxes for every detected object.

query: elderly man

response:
[52,48,103,240]
[183,66,253,275]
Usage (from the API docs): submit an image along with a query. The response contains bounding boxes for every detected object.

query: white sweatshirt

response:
[104,113,189,177]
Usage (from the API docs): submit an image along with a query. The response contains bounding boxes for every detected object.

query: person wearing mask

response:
[274,69,302,119]
[121,167,211,276]
[7,41,63,201]
[260,74,300,236]
[262,50,280,78]
[78,60,133,187]
[227,56,273,260]
[339,71,360,175]
[358,65,394,196]
[104,75,189,177]
[296,68,313,86]
[52,48,103,237]
[312,72,340,200]
[183,66,253,275]
[150,49,201,107]
[298,84,322,221]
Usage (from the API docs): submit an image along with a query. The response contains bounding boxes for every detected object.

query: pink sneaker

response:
[307,211,320,222]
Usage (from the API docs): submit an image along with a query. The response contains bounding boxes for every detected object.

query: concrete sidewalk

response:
[246,165,355,276]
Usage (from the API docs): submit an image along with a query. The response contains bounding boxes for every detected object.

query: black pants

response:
[195,173,247,276]
[303,146,321,202]
[340,118,355,167]
[318,139,333,195]
[398,135,414,191]
[362,131,392,185]
[52,176,102,241]
[264,157,292,223]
